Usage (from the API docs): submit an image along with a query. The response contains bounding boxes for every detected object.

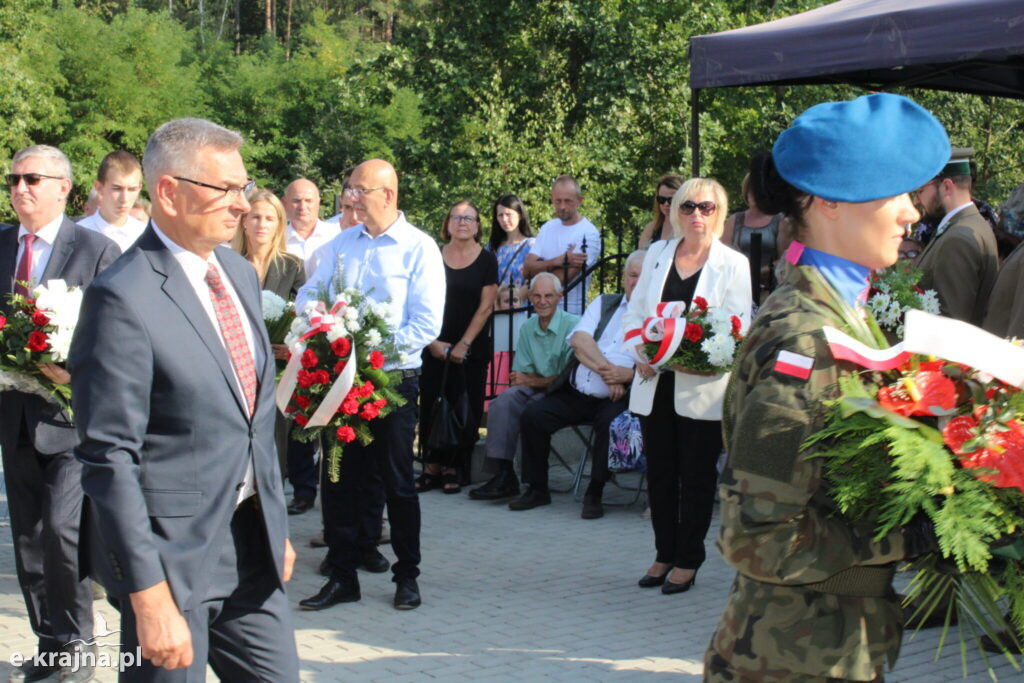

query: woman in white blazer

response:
[623,177,752,594]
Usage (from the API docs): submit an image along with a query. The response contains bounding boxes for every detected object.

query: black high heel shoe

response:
[638,569,670,588]
[661,572,696,595]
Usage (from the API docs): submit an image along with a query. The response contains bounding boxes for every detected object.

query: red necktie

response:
[205,264,257,416]
[14,233,36,296]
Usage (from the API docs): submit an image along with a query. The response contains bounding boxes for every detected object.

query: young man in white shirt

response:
[77,150,147,252]
[283,178,340,277]
[523,175,602,314]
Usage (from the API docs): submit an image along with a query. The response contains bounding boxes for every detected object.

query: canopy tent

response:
[687,0,1024,174]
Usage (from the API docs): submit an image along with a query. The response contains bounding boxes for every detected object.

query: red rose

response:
[360,403,380,420]
[300,349,319,369]
[358,381,375,398]
[294,414,309,426]
[683,322,703,343]
[296,370,316,388]
[693,296,709,313]
[334,360,347,375]
[336,425,357,443]
[31,310,50,327]
[0,315,6,331]
[341,398,359,415]
[314,369,331,385]
[26,330,49,352]
[295,395,311,409]
[331,337,352,358]
[368,350,385,369]
[373,398,387,409]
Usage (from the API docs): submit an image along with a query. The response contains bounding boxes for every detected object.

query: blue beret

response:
[772,93,950,203]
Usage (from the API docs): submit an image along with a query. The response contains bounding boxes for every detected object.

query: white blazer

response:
[623,238,752,420]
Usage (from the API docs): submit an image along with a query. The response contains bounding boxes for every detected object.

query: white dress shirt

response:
[17,214,65,286]
[566,295,632,399]
[77,212,146,252]
[286,219,340,278]
[529,216,602,315]
[295,212,445,371]
[152,222,259,504]
[934,201,974,239]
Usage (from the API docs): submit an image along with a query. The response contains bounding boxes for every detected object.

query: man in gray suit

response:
[1,144,121,682]
[70,119,299,681]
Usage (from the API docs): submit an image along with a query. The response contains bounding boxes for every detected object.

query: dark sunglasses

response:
[6,173,65,187]
[679,200,716,216]
[655,195,673,205]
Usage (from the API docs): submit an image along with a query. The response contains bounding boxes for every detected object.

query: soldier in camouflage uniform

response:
[704,93,951,682]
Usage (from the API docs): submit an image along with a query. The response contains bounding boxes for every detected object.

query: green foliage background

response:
[3,0,1023,253]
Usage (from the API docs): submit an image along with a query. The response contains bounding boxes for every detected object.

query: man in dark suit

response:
[1,144,121,682]
[914,148,998,326]
[70,118,299,681]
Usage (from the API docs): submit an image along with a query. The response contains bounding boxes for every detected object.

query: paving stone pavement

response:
[0,464,1019,681]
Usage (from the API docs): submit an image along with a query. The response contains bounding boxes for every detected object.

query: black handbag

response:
[426,355,470,452]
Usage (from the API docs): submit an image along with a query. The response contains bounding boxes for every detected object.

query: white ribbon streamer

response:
[903,310,1024,388]
[276,338,359,427]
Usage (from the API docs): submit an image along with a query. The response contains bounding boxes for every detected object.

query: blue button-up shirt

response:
[295,212,445,370]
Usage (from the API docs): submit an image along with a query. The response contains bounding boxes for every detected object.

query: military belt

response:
[803,565,895,598]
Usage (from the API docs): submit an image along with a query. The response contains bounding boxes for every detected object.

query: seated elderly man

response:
[469,273,580,500]
[509,251,643,518]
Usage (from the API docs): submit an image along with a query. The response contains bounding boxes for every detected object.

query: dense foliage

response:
[4,0,1023,254]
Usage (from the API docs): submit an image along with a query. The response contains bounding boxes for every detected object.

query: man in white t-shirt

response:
[283,178,340,277]
[77,150,147,252]
[523,175,601,314]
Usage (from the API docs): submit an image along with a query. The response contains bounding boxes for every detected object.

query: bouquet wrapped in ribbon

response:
[260,290,295,345]
[276,267,406,483]
[632,296,744,372]
[806,310,1024,673]
[866,261,941,336]
[0,279,82,412]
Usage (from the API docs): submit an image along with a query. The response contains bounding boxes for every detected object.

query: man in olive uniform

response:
[983,240,1024,339]
[914,148,998,326]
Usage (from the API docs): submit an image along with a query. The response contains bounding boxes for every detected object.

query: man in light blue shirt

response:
[297,159,444,612]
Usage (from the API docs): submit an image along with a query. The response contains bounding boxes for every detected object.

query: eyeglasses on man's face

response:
[343,186,385,198]
[174,176,255,199]
[679,200,716,216]
[6,173,65,187]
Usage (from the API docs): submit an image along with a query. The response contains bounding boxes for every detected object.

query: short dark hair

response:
[97,150,142,183]
[488,193,533,250]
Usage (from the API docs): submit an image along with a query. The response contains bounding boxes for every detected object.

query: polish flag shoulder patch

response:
[773,350,814,380]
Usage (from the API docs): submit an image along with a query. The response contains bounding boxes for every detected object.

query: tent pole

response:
[691,88,701,177]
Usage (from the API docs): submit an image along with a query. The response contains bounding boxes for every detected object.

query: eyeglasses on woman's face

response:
[655,195,673,206]
[449,214,478,224]
[679,200,716,216]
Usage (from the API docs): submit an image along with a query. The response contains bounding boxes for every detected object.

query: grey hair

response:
[624,249,646,272]
[529,271,563,294]
[143,118,244,192]
[12,145,73,183]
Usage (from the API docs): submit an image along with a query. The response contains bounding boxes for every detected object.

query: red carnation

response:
[360,402,380,420]
[314,369,331,385]
[368,350,385,369]
[296,369,316,388]
[0,315,6,331]
[731,315,742,335]
[295,395,311,410]
[26,330,49,352]
[31,310,50,327]
[693,297,709,313]
[341,398,359,415]
[345,387,359,401]
[358,381,375,398]
[336,425,357,443]
[373,398,387,409]
[300,348,319,369]
[294,414,309,426]
[331,337,352,358]
[683,322,703,343]
[334,360,347,375]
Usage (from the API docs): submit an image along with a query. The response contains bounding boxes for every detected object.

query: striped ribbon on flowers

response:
[623,301,689,367]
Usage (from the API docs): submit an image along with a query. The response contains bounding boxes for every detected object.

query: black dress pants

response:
[520,384,628,491]
[638,373,723,569]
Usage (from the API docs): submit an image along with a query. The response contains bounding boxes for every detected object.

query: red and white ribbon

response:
[628,301,691,368]
[903,310,1024,388]
[276,310,358,427]
[822,326,909,371]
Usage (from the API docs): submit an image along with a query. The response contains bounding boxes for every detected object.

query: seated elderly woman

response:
[468,273,580,501]
[508,250,645,519]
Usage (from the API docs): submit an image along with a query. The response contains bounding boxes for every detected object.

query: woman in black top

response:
[417,201,499,493]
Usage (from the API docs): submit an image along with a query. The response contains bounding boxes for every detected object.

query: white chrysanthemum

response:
[701,333,736,368]
[918,289,941,315]
[261,290,287,321]
[707,309,733,336]
[289,317,306,334]
[876,301,902,329]
[344,287,360,300]
[346,318,362,333]
[365,328,383,347]
[303,300,320,315]
[398,352,411,365]
[867,292,892,316]
[371,301,393,319]
[33,280,83,330]
[47,327,75,362]
[326,320,347,342]
[344,307,358,323]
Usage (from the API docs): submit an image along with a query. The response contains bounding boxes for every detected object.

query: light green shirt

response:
[511,307,580,377]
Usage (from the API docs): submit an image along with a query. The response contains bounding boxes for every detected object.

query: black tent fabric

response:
[689,0,1024,99]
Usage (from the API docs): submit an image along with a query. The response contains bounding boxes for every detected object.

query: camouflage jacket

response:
[707,264,907,682]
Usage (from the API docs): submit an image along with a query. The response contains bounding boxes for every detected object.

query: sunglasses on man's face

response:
[6,173,65,187]
[679,200,716,216]
[655,195,674,205]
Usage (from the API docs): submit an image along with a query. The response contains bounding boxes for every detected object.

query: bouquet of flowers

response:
[637,296,744,372]
[805,312,1024,675]
[260,290,295,345]
[276,266,406,482]
[0,279,83,413]
[867,261,941,336]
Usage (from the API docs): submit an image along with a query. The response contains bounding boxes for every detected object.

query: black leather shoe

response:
[360,548,390,573]
[662,573,696,595]
[469,470,520,500]
[57,642,97,683]
[508,487,551,511]
[581,494,604,519]
[287,496,314,515]
[393,578,421,610]
[638,570,669,588]
[300,578,360,610]
[8,654,59,682]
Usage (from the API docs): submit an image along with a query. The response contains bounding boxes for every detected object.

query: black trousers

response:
[520,384,628,491]
[638,373,723,569]
[419,355,488,474]
[2,420,92,651]
[324,376,420,581]
[117,498,299,682]
[285,435,318,502]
